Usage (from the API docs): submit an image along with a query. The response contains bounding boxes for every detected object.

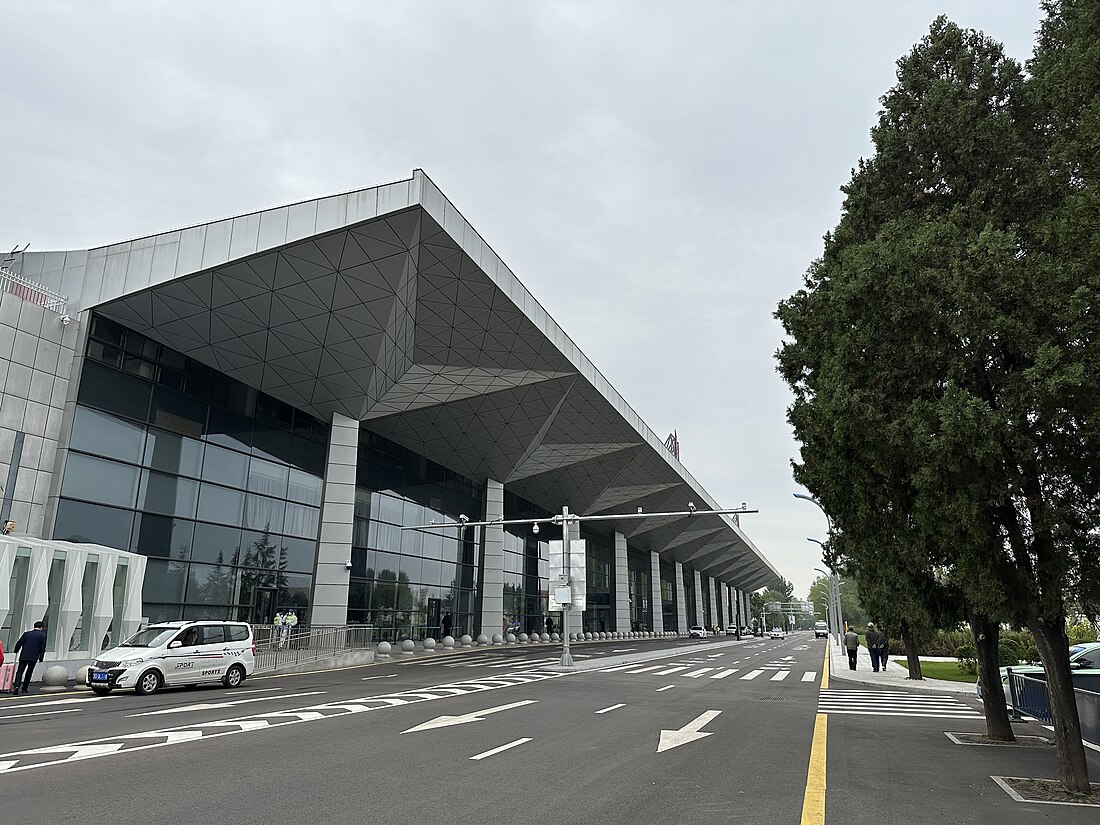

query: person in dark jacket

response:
[843,626,860,671]
[866,622,887,672]
[12,621,47,695]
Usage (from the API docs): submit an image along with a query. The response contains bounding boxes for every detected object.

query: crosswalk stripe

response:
[683,668,715,678]
[802,672,817,682]
[710,669,738,679]
[627,665,665,674]
[599,664,641,673]
[824,709,981,718]
[740,670,764,680]
[654,666,690,676]
[770,671,790,682]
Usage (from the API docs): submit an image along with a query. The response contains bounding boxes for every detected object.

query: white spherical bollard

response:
[506,633,517,644]
[476,634,490,646]
[540,633,550,642]
[400,639,415,655]
[442,635,455,649]
[551,632,560,642]
[423,637,437,652]
[584,632,592,640]
[376,641,392,658]
[40,664,69,692]
[74,664,92,690]
[459,634,473,648]
[492,633,504,645]
[518,633,529,644]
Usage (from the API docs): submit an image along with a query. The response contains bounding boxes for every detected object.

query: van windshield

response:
[120,627,180,648]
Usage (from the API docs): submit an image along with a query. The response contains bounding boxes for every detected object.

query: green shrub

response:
[1067,621,1098,644]
[997,640,1020,666]
[955,642,977,675]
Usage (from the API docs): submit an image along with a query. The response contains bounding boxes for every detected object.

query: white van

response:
[87,620,255,696]
[814,621,829,639]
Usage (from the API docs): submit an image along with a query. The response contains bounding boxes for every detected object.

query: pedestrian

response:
[442,611,453,638]
[284,610,298,646]
[866,622,886,673]
[274,610,286,648]
[11,620,48,695]
[545,616,554,635]
[843,625,860,671]
[879,628,890,669]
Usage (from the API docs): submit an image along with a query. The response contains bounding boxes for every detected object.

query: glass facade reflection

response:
[54,315,326,623]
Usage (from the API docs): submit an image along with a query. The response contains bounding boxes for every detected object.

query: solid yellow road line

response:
[821,641,829,689]
[800,712,828,825]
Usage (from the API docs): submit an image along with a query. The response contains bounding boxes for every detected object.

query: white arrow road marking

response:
[401,700,536,733]
[0,761,17,772]
[27,743,125,760]
[657,710,722,753]
[595,704,625,714]
[127,692,325,717]
[469,738,532,760]
[120,731,204,745]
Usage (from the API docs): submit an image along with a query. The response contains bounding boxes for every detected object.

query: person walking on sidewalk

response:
[866,622,887,672]
[843,626,860,670]
[11,621,47,695]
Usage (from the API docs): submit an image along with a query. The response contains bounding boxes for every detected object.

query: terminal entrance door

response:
[253,587,277,625]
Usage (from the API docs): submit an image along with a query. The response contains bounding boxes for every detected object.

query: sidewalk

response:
[825,637,976,694]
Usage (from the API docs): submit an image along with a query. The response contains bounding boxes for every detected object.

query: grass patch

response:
[892,659,974,683]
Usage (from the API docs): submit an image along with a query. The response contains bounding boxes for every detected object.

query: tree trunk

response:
[900,620,923,679]
[1029,617,1091,794]
[969,612,1014,742]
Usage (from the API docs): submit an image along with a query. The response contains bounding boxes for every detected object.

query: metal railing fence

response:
[253,624,380,673]
[1,266,68,314]
[1007,669,1100,746]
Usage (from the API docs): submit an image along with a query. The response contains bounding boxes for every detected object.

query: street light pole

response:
[796,492,844,646]
[814,562,842,647]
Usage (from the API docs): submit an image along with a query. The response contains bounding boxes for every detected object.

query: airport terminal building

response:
[0,170,778,641]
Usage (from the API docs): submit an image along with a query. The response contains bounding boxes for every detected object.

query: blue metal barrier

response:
[1007,669,1100,746]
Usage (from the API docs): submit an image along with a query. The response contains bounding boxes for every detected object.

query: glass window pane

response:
[238,531,284,570]
[70,406,144,463]
[201,444,249,488]
[54,499,134,548]
[144,428,203,477]
[138,471,199,518]
[150,385,206,438]
[61,453,140,508]
[244,494,285,532]
[288,469,322,506]
[77,360,152,422]
[142,558,187,603]
[277,536,317,574]
[185,562,235,605]
[197,484,245,525]
[131,514,194,560]
[247,458,289,497]
[252,424,293,464]
[277,573,311,612]
[191,522,242,565]
[283,503,319,539]
[206,407,252,452]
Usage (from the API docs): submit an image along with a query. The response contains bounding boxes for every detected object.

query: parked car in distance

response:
[87,620,255,696]
[976,641,1100,700]
[689,625,708,639]
[814,621,829,639]
[769,627,786,639]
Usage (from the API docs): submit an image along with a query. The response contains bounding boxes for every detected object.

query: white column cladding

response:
[311,413,359,627]
[120,553,147,640]
[714,580,724,629]
[478,479,505,637]
[649,551,663,633]
[56,546,88,656]
[673,561,687,634]
[613,531,630,632]
[707,575,718,629]
[90,552,119,657]
[693,568,703,627]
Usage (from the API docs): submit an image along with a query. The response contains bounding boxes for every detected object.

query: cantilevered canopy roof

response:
[21,170,780,592]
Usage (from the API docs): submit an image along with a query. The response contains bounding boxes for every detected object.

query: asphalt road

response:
[4,633,1098,824]
[0,634,821,823]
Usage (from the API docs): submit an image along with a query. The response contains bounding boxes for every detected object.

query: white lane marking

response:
[740,670,764,680]
[0,697,104,709]
[626,666,664,674]
[599,664,642,673]
[657,710,722,753]
[654,666,691,676]
[127,692,325,717]
[683,668,715,678]
[802,672,818,682]
[612,649,637,653]
[595,704,625,714]
[469,738,532,761]
[361,674,398,681]
[656,685,676,692]
[823,709,981,718]
[709,669,738,679]
[771,672,790,682]
[401,700,537,733]
[0,708,83,720]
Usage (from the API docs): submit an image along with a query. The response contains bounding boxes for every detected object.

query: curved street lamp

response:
[796,492,843,645]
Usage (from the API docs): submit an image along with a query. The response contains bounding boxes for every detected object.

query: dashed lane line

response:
[470,738,531,760]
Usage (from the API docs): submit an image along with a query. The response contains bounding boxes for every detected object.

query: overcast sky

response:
[2,1,1047,600]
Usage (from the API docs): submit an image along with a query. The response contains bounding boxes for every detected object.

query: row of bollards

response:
[374,629,693,659]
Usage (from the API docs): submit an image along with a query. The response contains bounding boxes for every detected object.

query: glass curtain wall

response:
[581,528,613,633]
[55,314,327,623]
[685,573,697,627]
[659,560,677,631]
[627,549,649,631]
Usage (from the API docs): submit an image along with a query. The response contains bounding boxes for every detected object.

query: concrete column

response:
[707,576,718,629]
[649,551,664,634]
[310,413,359,626]
[477,479,505,637]
[673,561,687,633]
[715,580,724,629]
[693,569,703,627]
[613,531,630,632]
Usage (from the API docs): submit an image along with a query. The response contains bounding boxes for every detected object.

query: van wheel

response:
[90,686,113,696]
[223,664,246,689]
[135,669,162,696]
